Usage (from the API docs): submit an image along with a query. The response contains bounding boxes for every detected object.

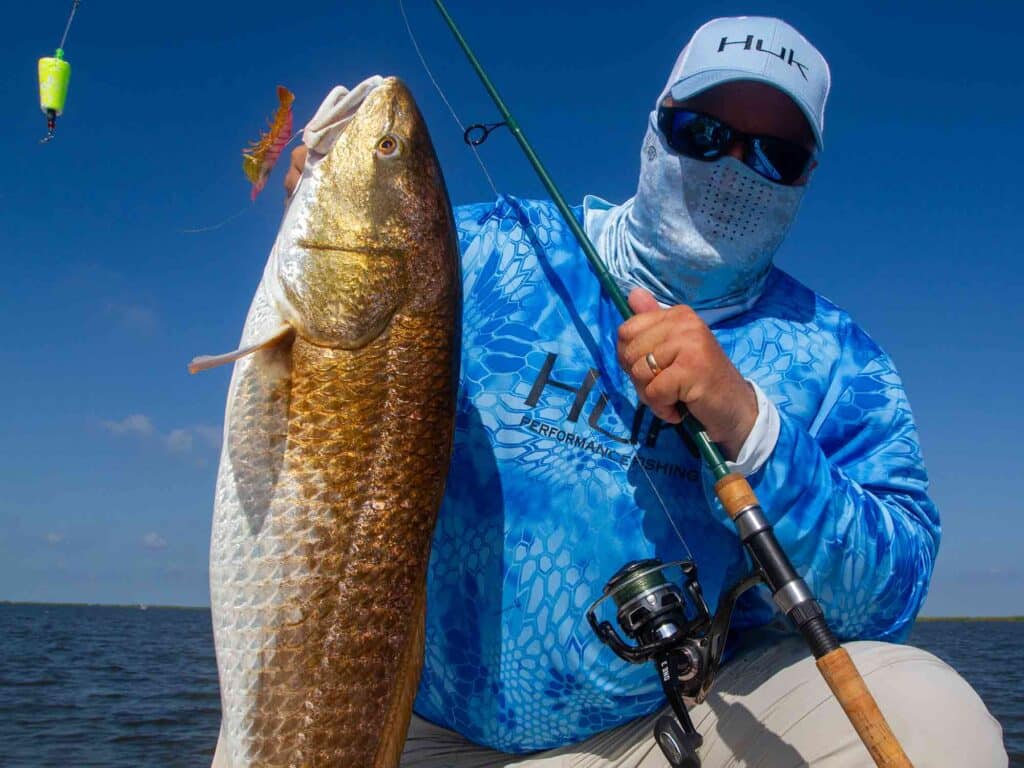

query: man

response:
[286,16,1006,766]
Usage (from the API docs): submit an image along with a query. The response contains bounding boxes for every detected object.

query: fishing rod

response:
[430,2,912,766]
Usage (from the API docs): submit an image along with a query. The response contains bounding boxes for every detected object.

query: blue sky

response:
[2,1,1021,616]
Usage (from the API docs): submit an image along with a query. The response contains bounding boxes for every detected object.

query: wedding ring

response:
[645,351,662,376]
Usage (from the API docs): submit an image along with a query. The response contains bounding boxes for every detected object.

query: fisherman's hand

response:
[284,145,307,197]
[617,288,758,461]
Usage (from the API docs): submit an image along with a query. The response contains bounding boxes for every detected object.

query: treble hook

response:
[463,121,507,146]
[40,110,57,144]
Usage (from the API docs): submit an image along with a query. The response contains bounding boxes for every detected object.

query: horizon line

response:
[2,600,1022,622]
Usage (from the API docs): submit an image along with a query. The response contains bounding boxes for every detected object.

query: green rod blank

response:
[431,0,731,479]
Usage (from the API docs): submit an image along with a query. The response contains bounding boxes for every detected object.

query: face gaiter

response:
[584,112,806,318]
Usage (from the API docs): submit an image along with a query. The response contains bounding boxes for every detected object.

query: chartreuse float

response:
[38,0,81,144]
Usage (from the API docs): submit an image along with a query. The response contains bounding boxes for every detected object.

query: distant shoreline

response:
[1,600,206,610]
[914,615,1023,622]
[2,600,1022,621]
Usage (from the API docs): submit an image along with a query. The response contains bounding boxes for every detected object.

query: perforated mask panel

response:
[688,161,774,249]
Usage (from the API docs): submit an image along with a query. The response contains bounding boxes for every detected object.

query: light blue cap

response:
[663,17,831,149]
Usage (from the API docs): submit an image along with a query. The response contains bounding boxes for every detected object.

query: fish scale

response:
[203,77,460,767]
[212,300,455,768]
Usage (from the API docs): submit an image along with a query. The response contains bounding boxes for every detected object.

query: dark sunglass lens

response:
[749,137,812,185]
[659,109,728,160]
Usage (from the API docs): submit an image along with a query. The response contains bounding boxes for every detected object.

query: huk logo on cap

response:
[664,17,830,148]
[716,35,809,80]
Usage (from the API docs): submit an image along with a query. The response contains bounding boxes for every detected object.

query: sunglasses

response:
[656,106,815,186]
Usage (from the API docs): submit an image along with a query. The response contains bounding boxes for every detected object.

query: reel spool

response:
[587,558,711,664]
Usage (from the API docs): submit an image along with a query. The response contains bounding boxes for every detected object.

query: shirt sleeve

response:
[725,380,781,478]
[705,352,941,643]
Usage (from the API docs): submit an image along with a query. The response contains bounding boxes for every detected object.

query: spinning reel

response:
[587,559,763,768]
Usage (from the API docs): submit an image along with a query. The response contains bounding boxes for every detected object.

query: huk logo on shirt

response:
[518,352,699,482]
[717,35,810,80]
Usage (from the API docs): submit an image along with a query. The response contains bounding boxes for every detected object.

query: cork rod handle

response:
[817,648,913,767]
[714,474,913,767]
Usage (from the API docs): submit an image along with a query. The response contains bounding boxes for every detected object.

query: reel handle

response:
[654,714,702,768]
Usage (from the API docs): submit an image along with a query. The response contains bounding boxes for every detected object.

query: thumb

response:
[628,287,661,314]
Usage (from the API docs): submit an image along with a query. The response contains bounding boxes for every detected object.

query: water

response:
[909,620,1023,765]
[0,604,1020,766]
[0,605,219,767]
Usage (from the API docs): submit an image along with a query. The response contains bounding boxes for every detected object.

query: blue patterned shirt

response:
[413,196,940,752]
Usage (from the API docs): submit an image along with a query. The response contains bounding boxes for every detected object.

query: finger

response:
[629,355,657,391]
[626,335,689,402]
[643,394,683,424]
[649,403,683,424]
[643,376,684,421]
[644,357,700,413]
[284,146,308,197]
[619,289,664,344]
[628,287,661,314]
[620,310,699,373]
[618,308,664,350]
[619,300,703,349]
[284,168,300,197]
[621,322,678,371]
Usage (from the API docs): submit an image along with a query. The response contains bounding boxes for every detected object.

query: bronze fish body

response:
[200,77,461,767]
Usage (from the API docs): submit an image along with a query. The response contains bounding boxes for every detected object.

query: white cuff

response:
[726,380,780,477]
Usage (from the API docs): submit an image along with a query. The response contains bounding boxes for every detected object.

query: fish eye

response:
[376,134,401,157]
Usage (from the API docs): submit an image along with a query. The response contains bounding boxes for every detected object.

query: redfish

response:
[193,77,460,767]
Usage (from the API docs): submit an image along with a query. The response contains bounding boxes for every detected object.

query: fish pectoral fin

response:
[188,323,294,374]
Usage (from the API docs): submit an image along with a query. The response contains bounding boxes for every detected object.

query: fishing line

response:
[181,206,250,234]
[518,216,697,564]
[401,3,694,563]
[182,130,304,234]
[58,0,81,51]
[398,0,500,199]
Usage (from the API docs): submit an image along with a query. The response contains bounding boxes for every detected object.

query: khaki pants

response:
[402,637,1007,767]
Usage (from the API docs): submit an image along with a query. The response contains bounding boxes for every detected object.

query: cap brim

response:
[669,70,824,150]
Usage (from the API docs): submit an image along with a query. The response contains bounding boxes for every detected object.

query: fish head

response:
[270,76,458,350]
